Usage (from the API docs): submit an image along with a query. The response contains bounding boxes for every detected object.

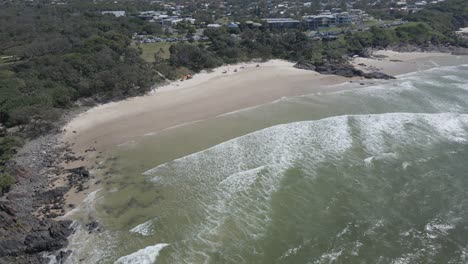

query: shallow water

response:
[63,60,468,264]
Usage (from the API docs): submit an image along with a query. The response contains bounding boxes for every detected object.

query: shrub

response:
[0,173,15,195]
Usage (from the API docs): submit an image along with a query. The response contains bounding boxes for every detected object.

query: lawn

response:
[133,42,173,62]
[318,26,346,33]
[214,17,230,25]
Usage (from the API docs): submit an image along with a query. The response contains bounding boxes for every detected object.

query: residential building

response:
[207,23,222,28]
[303,14,336,29]
[227,22,239,29]
[263,18,301,29]
[101,11,126,17]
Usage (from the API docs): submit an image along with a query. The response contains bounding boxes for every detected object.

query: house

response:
[207,23,222,28]
[161,17,183,26]
[101,11,126,17]
[263,18,301,29]
[303,14,336,29]
[184,18,196,24]
[227,22,239,29]
[415,1,427,6]
[302,8,372,29]
[335,12,353,25]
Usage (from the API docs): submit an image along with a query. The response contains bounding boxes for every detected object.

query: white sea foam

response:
[455,83,468,91]
[314,249,343,263]
[218,166,266,194]
[114,243,169,264]
[144,115,354,262]
[130,220,154,236]
[402,161,411,170]
[355,113,468,154]
[142,112,468,262]
[280,244,303,259]
[62,188,102,218]
[64,223,117,264]
[442,75,468,83]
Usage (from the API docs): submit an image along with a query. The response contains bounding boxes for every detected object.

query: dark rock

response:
[0,240,25,257]
[315,63,364,78]
[85,220,100,232]
[38,187,69,204]
[67,167,89,178]
[24,220,73,254]
[0,201,16,216]
[293,61,316,71]
[55,250,72,264]
[311,62,395,80]
[363,71,395,80]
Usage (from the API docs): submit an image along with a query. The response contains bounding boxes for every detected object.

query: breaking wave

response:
[142,112,468,263]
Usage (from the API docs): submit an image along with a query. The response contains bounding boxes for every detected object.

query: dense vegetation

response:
[0,0,467,194]
[0,3,163,191]
[162,0,467,74]
[166,20,460,74]
[408,0,468,35]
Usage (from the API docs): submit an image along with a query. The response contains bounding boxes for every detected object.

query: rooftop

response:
[263,18,300,23]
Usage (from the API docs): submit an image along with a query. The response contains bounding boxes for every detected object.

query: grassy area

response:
[133,41,207,63]
[363,20,394,27]
[214,17,230,25]
[319,20,397,33]
[318,26,345,33]
[133,42,173,62]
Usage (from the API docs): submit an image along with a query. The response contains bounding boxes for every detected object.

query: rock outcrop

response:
[295,61,395,80]
[0,135,78,264]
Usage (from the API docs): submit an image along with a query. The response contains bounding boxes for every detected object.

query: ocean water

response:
[62,61,468,264]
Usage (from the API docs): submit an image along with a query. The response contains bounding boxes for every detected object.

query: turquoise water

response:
[64,62,468,264]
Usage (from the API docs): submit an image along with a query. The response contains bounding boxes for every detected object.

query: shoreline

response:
[64,51,466,152]
[2,51,465,263]
[63,59,351,153]
[61,51,468,211]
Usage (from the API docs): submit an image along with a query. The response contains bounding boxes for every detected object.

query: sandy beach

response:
[59,52,466,211]
[60,60,352,211]
[63,60,352,153]
[64,53,464,152]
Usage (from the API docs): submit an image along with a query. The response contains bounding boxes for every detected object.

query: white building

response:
[207,23,222,28]
[101,11,126,17]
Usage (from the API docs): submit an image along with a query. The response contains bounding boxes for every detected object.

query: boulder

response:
[363,71,395,80]
[24,220,73,254]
